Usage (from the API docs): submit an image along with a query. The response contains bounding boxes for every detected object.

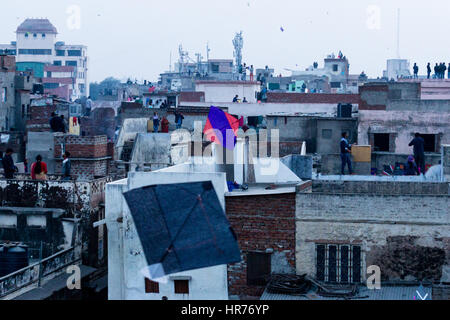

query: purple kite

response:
[203,106,239,150]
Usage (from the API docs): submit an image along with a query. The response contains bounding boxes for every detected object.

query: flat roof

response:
[225,183,300,197]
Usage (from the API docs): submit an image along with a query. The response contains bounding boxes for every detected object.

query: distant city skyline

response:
[1,0,449,82]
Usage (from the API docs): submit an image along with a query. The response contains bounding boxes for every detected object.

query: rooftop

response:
[261,285,434,300]
[16,19,58,34]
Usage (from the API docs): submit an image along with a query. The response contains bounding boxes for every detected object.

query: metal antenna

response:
[396,8,401,59]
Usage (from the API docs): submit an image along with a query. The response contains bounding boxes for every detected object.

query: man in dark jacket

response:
[2,148,16,179]
[340,132,353,175]
[49,112,64,132]
[409,133,425,174]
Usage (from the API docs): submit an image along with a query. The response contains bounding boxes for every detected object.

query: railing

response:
[0,247,78,298]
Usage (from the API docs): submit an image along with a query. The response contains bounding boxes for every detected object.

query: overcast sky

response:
[1,0,449,82]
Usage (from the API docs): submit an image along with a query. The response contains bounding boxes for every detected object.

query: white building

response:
[195,80,260,103]
[383,59,411,80]
[105,134,301,300]
[0,19,88,100]
[105,171,229,300]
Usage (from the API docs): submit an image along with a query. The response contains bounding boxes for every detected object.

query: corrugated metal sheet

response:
[261,286,433,300]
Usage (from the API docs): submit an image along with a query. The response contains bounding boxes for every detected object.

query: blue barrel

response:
[0,245,29,277]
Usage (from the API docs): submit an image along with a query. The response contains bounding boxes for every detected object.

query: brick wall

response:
[53,135,110,179]
[26,106,56,131]
[311,180,449,195]
[0,55,16,71]
[55,159,108,179]
[179,91,205,102]
[267,92,361,104]
[54,135,108,158]
[225,192,296,298]
[296,192,449,282]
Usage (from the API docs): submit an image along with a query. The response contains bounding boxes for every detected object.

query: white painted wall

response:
[16,32,56,64]
[0,214,17,227]
[196,82,260,103]
[26,215,46,228]
[179,102,338,117]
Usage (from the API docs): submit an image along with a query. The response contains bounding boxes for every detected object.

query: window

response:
[330,82,341,88]
[2,87,7,102]
[18,49,52,55]
[33,33,37,38]
[68,50,82,57]
[247,252,271,286]
[322,129,333,139]
[25,33,29,38]
[316,244,362,284]
[373,133,390,152]
[53,61,62,66]
[211,64,219,73]
[56,50,65,56]
[145,278,160,293]
[46,71,52,78]
[174,280,189,294]
[43,83,59,89]
[42,33,46,38]
[421,134,437,152]
[332,64,339,72]
[66,61,77,67]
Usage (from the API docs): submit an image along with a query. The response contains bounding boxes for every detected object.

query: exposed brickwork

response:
[179,91,205,102]
[53,135,110,179]
[0,55,16,71]
[267,92,361,104]
[26,106,57,131]
[225,193,296,298]
[55,159,108,178]
[54,135,108,158]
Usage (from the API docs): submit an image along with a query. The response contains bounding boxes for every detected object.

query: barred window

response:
[316,244,362,283]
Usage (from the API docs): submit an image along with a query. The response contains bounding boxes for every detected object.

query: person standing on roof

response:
[85,96,92,116]
[409,133,425,175]
[249,65,254,81]
[427,63,431,79]
[2,148,16,179]
[49,112,64,133]
[62,151,71,180]
[413,63,419,79]
[31,155,48,180]
[153,112,160,133]
[340,132,353,175]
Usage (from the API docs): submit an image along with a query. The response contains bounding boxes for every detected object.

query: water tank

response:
[0,245,29,277]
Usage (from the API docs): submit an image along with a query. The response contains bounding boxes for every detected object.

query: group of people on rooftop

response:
[49,112,68,133]
[340,132,429,176]
[152,110,184,133]
[414,62,450,79]
[1,149,71,180]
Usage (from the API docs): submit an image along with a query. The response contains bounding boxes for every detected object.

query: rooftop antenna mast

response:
[206,42,211,61]
[396,8,401,59]
[232,31,244,74]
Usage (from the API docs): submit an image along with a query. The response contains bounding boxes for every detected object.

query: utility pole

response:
[396,8,401,59]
